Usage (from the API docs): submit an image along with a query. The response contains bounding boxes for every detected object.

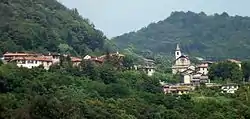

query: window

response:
[28,60,34,64]
[177,52,179,55]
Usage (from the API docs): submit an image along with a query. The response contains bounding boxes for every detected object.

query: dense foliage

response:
[208,61,250,83]
[0,0,107,55]
[208,61,243,83]
[113,11,250,60]
[0,59,250,119]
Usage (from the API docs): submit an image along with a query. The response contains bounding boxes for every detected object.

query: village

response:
[161,44,241,95]
[0,44,241,95]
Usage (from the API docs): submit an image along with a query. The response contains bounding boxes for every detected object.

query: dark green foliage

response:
[0,0,106,55]
[208,61,243,83]
[113,11,250,59]
[242,60,250,82]
[1,61,250,118]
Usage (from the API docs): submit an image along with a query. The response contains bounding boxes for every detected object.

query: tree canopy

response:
[113,11,250,60]
[1,62,250,119]
[0,0,107,55]
[208,61,243,83]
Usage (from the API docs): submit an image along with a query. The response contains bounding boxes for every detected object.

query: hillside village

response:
[161,44,241,95]
[1,46,242,96]
[1,52,125,69]
[3,0,250,118]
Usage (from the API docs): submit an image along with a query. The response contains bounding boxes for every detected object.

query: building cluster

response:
[134,58,156,76]
[1,52,125,70]
[172,44,212,85]
[162,44,241,95]
[1,51,157,77]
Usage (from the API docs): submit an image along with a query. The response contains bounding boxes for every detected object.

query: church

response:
[172,44,193,74]
[171,44,211,85]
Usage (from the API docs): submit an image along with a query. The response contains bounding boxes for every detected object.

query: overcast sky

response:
[58,0,249,38]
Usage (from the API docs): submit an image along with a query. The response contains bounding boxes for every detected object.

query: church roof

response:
[173,55,189,63]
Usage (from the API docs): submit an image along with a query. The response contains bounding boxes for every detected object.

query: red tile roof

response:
[12,56,53,62]
[71,57,82,62]
[90,57,104,63]
[3,52,38,56]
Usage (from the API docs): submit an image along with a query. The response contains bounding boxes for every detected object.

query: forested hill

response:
[113,11,250,60]
[0,0,106,55]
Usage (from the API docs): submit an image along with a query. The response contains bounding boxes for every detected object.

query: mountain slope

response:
[0,0,106,55]
[113,11,250,60]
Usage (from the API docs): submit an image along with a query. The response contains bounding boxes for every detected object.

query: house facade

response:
[163,84,195,95]
[134,58,156,76]
[221,84,239,94]
[11,56,53,70]
[2,52,84,70]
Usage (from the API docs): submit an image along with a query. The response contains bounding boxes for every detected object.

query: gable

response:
[173,55,189,64]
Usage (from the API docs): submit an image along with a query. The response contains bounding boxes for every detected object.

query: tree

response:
[242,60,250,82]
[122,54,135,69]
[0,0,106,55]
[208,61,243,83]
[113,11,250,59]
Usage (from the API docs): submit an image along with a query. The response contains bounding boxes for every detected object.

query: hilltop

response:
[113,11,250,60]
[0,0,107,56]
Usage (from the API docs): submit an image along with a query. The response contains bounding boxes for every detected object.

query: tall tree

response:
[242,60,250,82]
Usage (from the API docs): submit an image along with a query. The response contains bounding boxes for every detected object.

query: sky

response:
[58,0,249,38]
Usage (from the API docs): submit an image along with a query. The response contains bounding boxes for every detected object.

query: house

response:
[11,56,53,70]
[221,84,239,94]
[181,68,195,84]
[48,53,61,64]
[83,55,92,60]
[163,84,194,95]
[196,61,211,75]
[180,68,210,86]
[71,57,82,66]
[135,58,156,76]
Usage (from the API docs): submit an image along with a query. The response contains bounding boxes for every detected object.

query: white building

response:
[3,52,83,70]
[135,58,156,76]
[11,57,53,70]
[221,84,239,94]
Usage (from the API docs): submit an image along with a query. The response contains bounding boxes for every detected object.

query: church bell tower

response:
[175,44,181,59]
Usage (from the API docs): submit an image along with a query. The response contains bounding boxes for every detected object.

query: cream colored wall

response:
[175,58,190,66]
[52,56,60,64]
[183,75,191,84]
[16,60,43,69]
[172,67,188,74]
[178,90,188,95]
[147,68,155,76]
[73,62,81,67]
[199,67,208,75]
[16,60,52,70]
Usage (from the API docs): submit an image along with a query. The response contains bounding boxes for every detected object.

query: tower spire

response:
[175,43,181,59]
[176,43,180,51]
